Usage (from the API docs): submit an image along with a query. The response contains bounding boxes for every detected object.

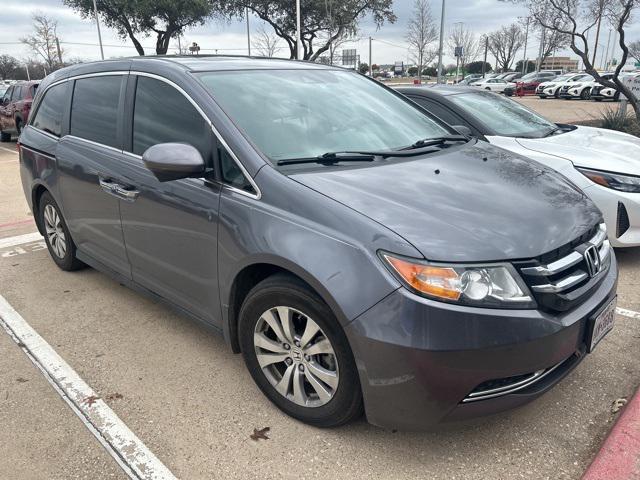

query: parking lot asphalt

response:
[512,96,626,124]
[1,141,639,479]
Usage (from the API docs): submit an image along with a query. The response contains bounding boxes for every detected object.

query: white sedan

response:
[536,73,593,98]
[398,86,640,247]
[470,78,515,93]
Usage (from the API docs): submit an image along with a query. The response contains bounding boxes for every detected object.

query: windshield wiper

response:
[400,134,469,151]
[276,152,376,166]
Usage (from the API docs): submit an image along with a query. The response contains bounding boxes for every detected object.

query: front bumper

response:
[584,184,640,247]
[345,254,618,430]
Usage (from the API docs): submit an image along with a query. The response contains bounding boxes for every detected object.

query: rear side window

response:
[11,86,22,101]
[71,76,122,148]
[31,82,69,137]
[132,76,210,158]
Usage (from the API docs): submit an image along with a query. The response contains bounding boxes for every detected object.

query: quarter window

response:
[219,147,254,193]
[71,76,122,148]
[31,82,69,137]
[132,76,210,159]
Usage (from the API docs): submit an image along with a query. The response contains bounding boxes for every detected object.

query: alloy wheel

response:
[253,306,339,407]
[44,204,67,259]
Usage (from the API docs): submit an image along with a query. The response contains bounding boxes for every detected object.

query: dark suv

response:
[0,80,39,141]
[18,57,617,430]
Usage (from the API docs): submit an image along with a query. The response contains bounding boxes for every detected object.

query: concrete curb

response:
[582,387,640,480]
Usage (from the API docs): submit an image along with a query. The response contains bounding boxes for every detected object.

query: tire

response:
[580,88,590,100]
[238,274,363,428]
[554,90,560,99]
[0,130,10,142]
[15,118,22,135]
[539,95,547,99]
[39,191,85,271]
[485,87,491,90]
[594,98,602,102]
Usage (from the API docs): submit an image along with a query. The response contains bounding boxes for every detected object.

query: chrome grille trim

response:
[521,223,607,277]
[531,271,589,293]
[462,360,565,403]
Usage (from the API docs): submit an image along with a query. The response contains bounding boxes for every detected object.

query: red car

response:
[0,81,39,141]
[503,72,556,96]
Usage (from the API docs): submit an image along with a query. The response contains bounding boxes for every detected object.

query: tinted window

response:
[410,96,464,127]
[220,147,254,193]
[31,82,69,137]
[71,76,122,148]
[1,87,11,104]
[132,76,210,158]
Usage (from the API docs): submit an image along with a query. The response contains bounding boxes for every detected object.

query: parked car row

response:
[14,56,634,431]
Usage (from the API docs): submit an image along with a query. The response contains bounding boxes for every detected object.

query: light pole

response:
[246,7,251,56]
[436,0,446,83]
[92,0,104,60]
[521,17,530,74]
[296,0,302,60]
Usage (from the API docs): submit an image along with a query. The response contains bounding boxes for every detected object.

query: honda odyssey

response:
[19,57,617,430]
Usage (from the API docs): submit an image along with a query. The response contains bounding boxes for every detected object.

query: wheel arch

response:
[31,182,50,236]
[223,258,348,354]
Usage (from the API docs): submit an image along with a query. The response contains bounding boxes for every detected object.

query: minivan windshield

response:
[449,91,557,138]
[197,69,451,163]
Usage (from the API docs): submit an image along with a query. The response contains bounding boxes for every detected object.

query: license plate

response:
[588,297,617,353]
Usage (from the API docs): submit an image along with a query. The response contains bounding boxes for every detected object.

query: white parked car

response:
[470,78,515,92]
[398,86,640,247]
[560,73,613,100]
[536,73,592,99]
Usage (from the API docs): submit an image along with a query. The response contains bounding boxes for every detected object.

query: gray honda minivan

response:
[19,56,617,430]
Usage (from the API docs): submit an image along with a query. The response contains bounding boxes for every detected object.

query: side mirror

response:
[142,143,205,182]
[452,125,472,137]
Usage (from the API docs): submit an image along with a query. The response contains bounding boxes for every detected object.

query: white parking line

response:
[0,232,42,250]
[0,294,177,480]
[0,145,18,154]
[616,307,640,320]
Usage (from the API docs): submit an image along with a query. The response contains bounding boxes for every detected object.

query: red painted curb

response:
[0,218,34,229]
[582,387,640,480]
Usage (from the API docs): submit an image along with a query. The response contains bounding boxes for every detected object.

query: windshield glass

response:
[551,74,573,82]
[449,91,556,138]
[196,69,450,162]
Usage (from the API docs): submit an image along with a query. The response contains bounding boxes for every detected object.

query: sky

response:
[0,0,638,70]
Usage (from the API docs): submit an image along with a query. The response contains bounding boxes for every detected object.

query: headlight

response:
[576,167,640,193]
[379,252,535,308]
[572,83,582,88]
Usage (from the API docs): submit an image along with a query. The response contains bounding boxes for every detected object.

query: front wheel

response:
[39,191,85,271]
[239,274,363,427]
[580,88,591,100]
[0,130,10,142]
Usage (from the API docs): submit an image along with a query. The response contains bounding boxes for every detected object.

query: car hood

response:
[515,125,640,175]
[290,141,600,262]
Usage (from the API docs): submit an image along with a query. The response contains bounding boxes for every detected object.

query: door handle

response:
[98,177,117,193]
[113,185,140,201]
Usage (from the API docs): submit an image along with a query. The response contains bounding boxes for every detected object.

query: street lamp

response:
[436,0,446,83]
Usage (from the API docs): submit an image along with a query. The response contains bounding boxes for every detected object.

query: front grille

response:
[617,202,630,238]
[591,85,602,95]
[560,85,570,93]
[516,224,611,312]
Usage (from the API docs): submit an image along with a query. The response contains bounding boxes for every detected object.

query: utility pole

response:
[55,37,63,65]
[482,35,488,78]
[536,27,545,72]
[592,3,603,66]
[436,0,446,83]
[296,0,302,60]
[603,28,612,70]
[246,7,251,56]
[522,17,529,74]
[92,0,104,60]
[369,36,372,77]
[25,64,30,81]
[178,35,182,54]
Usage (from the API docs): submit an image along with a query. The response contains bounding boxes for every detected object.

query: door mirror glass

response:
[142,143,205,182]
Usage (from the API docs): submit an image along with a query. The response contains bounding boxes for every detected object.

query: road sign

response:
[454,46,464,57]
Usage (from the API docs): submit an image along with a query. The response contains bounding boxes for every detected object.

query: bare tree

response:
[447,24,481,73]
[630,39,640,62]
[406,0,438,81]
[0,55,20,80]
[539,26,571,62]
[488,23,525,71]
[253,24,281,57]
[524,0,639,122]
[20,14,63,71]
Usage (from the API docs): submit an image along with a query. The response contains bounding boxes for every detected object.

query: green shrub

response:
[600,108,640,137]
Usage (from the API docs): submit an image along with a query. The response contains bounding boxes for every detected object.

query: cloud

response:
[1,0,638,67]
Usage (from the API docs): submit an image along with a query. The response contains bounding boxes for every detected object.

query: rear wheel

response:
[39,191,84,271]
[554,90,560,99]
[0,130,10,142]
[239,274,363,427]
[15,118,22,135]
